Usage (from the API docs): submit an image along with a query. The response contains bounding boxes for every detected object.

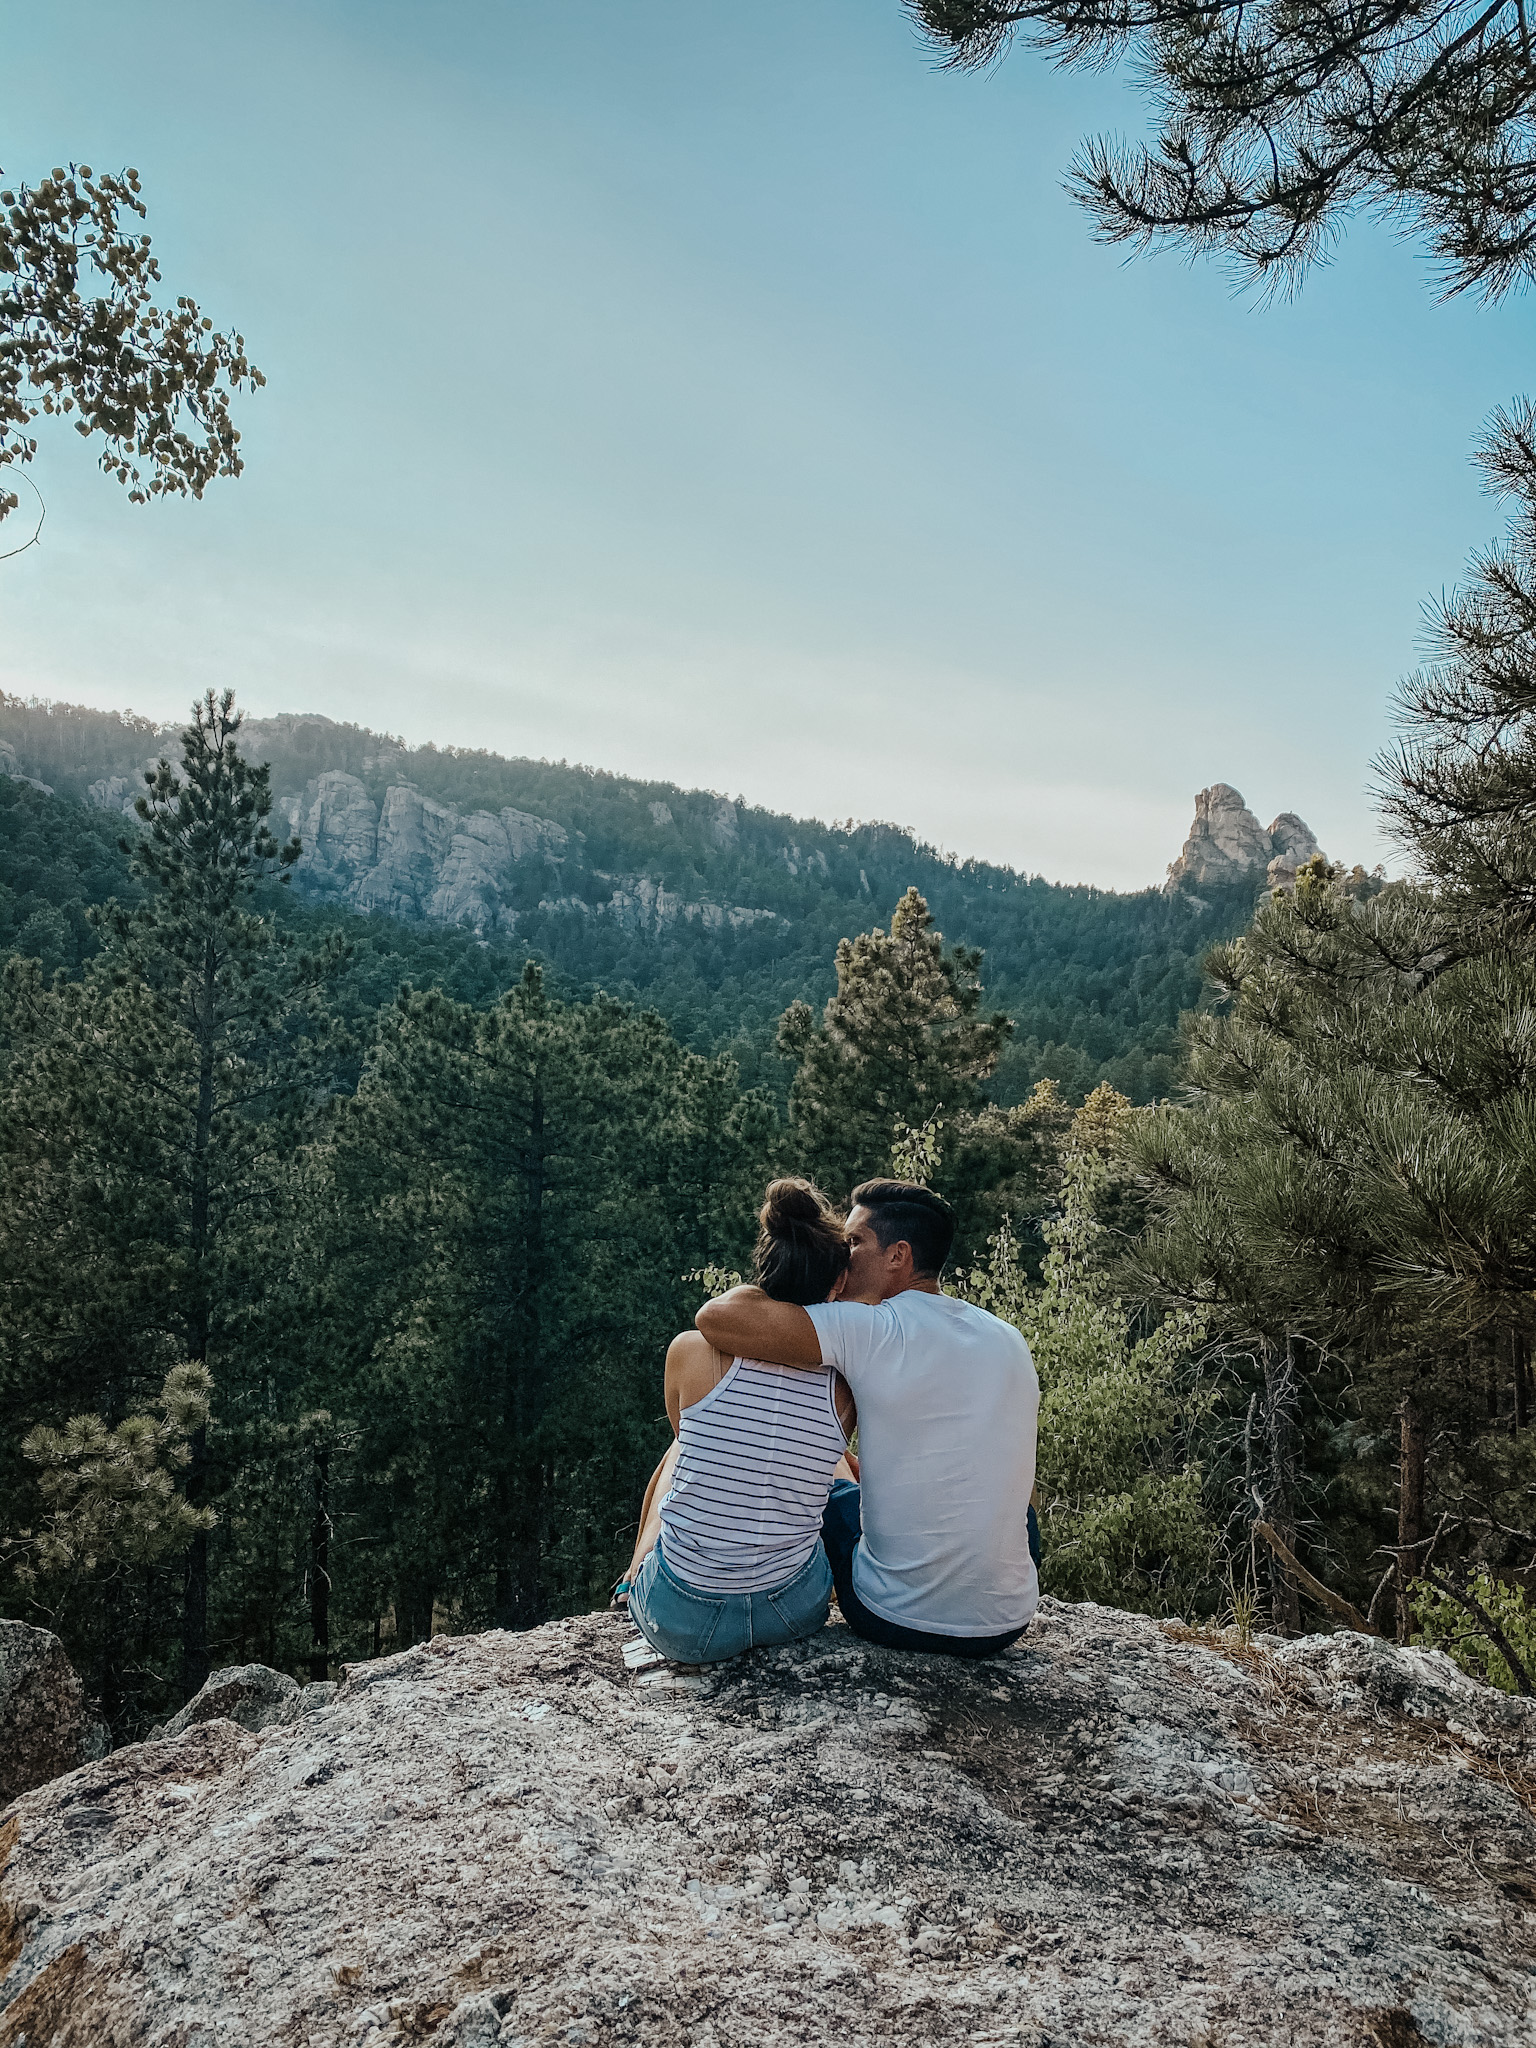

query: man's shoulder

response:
[891,1289,999,1326]
[902,1291,1032,1357]
[806,1298,899,1337]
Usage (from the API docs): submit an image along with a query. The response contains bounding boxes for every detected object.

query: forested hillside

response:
[4,691,1210,1737]
[6,531,1535,1744]
[1,693,1264,1103]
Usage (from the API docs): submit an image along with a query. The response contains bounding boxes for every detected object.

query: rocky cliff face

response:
[0,743,52,798]
[1164,784,1324,896]
[82,764,783,943]
[275,774,575,935]
[3,1602,1533,2047]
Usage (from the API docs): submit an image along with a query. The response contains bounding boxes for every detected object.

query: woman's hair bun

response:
[753,1177,849,1304]
[760,1177,826,1234]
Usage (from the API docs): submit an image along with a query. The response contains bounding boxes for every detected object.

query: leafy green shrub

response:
[1411,1572,1536,1695]
[952,1142,1215,1614]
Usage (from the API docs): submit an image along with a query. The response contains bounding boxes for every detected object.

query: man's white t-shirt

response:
[804,1291,1039,1637]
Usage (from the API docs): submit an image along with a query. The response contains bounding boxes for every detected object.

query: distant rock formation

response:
[265,774,779,940]
[84,774,137,812]
[274,774,573,934]
[1165,784,1324,896]
[0,740,53,797]
[79,762,783,941]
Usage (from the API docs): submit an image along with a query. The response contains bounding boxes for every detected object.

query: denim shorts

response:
[629,1540,833,1664]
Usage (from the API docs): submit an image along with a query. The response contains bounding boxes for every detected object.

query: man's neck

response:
[881,1276,943,1301]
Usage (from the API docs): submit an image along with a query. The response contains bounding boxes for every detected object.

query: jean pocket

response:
[765,1550,832,1638]
[641,1566,728,1661]
[683,1596,727,1661]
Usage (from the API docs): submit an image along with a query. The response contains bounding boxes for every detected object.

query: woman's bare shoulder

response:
[665,1328,731,1409]
[667,1328,727,1369]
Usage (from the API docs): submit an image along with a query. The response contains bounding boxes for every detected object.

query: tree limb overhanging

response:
[0,165,263,522]
[909,0,1536,297]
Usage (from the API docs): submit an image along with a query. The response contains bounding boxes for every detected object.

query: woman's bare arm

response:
[833,1372,856,1440]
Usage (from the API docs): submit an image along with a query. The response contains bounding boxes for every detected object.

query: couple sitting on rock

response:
[616,1176,1041,1663]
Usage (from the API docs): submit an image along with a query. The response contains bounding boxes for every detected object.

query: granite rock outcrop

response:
[0,1622,85,1807]
[78,761,784,940]
[1165,784,1324,896]
[272,775,575,935]
[3,1601,1533,2046]
[0,742,52,797]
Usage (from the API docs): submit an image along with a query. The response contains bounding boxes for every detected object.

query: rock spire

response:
[1164,784,1324,895]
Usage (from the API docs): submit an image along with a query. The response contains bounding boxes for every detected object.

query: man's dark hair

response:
[851,1179,956,1278]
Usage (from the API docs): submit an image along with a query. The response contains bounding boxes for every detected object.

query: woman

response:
[616,1178,856,1665]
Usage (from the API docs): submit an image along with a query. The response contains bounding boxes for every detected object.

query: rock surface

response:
[4,1602,1535,2045]
[0,1622,85,1808]
[1165,784,1324,896]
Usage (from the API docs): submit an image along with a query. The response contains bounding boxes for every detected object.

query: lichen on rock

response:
[2,1601,1533,2045]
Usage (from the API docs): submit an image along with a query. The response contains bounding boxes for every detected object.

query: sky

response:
[4,1,1535,890]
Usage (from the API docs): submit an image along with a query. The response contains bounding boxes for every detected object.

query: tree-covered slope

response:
[1,694,1267,1101]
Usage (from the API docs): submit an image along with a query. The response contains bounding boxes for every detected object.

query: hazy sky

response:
[4,1,1535,888]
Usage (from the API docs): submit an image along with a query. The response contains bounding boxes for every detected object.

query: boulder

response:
[83,774,138,815]
[0,1621,85,1805]
[3,1602,1533,2044]
[154,1662,303,1741]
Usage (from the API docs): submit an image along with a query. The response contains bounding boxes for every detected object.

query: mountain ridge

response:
[0,697,1314,1104]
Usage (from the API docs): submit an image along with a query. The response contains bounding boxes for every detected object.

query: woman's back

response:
[658,1356,849,1593]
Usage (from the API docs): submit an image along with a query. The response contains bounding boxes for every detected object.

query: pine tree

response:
[0,690,346,1718]
[776,886,1035,1226]
[309,965,775,1650]
[1117,410,1536,1646]
[914,1,1536,300]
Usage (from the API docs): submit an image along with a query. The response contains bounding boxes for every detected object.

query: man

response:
[696,1178,1039,1657]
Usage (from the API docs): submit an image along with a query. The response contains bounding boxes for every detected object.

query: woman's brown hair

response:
[753,1178,849,1306]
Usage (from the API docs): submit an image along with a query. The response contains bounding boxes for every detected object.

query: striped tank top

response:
[658,1358,850,1594]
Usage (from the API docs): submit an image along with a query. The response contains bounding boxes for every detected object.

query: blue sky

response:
[3,1,1534,888]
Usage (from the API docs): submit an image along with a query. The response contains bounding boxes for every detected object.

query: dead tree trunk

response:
[1396,1394,1429,1644]
[308,1443,331,1683]
[1256,1340,1303,1635]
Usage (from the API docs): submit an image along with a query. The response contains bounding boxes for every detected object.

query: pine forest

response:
[4,403,1535,1736]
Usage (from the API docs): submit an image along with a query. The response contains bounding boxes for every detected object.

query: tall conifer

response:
[1,691,345,1711]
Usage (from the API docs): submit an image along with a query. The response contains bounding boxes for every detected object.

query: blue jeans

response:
[820,1478,1038,1659]
[629,1540,833,1665]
